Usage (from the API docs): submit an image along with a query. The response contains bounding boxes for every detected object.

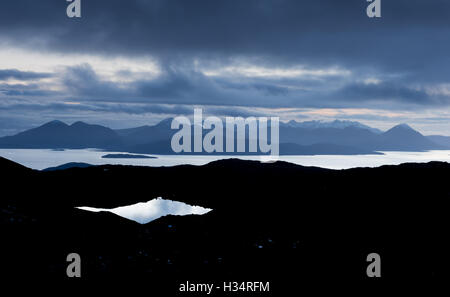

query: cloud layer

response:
[0,0,450,135]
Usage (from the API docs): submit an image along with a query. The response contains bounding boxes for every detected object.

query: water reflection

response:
[77,197,212,224]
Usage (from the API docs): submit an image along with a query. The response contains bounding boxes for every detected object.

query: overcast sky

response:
[1,0,450,136]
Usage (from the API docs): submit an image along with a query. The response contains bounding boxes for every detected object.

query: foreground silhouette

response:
[0,157,449,292]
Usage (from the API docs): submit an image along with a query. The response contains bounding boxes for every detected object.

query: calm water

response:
[3,149,449,224]
[1,148,450,170]
[77,197,212,224]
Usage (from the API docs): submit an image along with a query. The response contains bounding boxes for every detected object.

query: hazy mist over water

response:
[1,149,450,170]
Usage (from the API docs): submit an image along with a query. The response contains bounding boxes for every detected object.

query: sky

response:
[0,0,450,136]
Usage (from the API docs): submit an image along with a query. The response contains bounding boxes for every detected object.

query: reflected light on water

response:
[77,197,212,224]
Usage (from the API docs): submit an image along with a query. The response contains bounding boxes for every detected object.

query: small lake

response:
[77,197,212,224]
[1,148,450,170]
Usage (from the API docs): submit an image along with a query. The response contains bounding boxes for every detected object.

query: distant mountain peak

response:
[71,121,89,127]
[42,120,68,127]
[383,124,430,143]
[156,118,174,127]
[385,124,419,135]
[43,162,93,171]
[393,123,414,130]
[283,119,382,133]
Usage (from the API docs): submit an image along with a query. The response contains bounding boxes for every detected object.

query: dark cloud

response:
[59,63,227,104]
[1,1,450,134]
[0,69,52,81]
[0,62,441,110]
[59,63,450,108]
[59,63,302,108]
[61,64,128,98]
[203,106,270,118]
[0,100,192,116]
[216,79,291,96]
[136,66,215,100]
[1,0,450,76]
[0,100,268,119]
[335,82,436,105]
[0,82,58,97]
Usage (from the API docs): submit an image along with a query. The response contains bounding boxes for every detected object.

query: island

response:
[101,153,157,159]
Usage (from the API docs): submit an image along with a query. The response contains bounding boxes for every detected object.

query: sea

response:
[1,148,450,170]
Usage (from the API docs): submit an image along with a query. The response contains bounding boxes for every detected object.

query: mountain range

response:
[0,119,447,155]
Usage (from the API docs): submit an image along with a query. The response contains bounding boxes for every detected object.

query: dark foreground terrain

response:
[0,157,449,292]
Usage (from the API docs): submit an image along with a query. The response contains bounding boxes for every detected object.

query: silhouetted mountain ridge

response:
[1,156,449,283]
[0,119,447,154]
[0,120,122,149]
[282,119,383,134]
[427,135,450,147]
[43,162,94,171]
